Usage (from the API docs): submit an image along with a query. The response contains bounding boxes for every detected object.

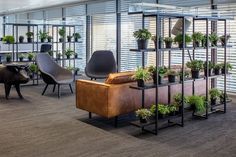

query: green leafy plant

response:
[186,60,203,71]
[26,32,34,38]
[169,104,178,113]
[209,88,221,100]
[163,37,173,43]
[47,36,53,42]
[202,35,209,47]
[174,34,192,47]
[214,63,222,70]
[64,49,74,58]
[6,54,11,62]
[166,69,178,76]
[19,54,25,61]
[188,95,205,112]
[220,91,229,103]
[67,35,73,40]
[220,34,231,46]
[38,30,48,41]
[59,28,66,38]
[203,61,214,69]
[150,104,170,115]
[133,29,152,40]
[209,33,219,46]
[19,36,24,42]
[192,32,204,43]
[28,52,35,61]
[29,64,38,73]
[158,66,168,77]
[136,108,152,121]
[221,62,233,71]
[132,67,151,81]
[3,35,15,44]
[73,33,81,39]
[173,93,188,107]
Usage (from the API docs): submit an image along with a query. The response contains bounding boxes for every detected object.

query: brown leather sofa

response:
[76,72,206,125]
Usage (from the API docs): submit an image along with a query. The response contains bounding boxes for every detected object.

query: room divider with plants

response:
[129,10,231,135]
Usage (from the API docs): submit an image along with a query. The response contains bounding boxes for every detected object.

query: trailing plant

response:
[209,32,219,46]
[188,95,205,112]
[186,60,203,71]
[133,29,152,40]
[26,32,34,38]
[136,108,152,121]
[3,35,15,44]
[38,30,48,41]
[132,67,151,81]
[209,88,221,100]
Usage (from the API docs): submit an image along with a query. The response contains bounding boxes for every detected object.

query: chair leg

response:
[42,84,48,95]
[53,84,56,93]
[89,112,92,119]
[57,84,60,98]
[69,84,73,93]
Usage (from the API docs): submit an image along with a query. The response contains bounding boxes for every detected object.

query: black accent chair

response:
[40,44,52,53]
[36,53,73,98]
[85,50,117,80]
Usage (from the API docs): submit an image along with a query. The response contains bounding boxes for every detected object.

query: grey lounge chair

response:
[85,50,117,80]
[36,53,73,98]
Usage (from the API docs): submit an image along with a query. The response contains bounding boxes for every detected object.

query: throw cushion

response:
[105,71,135,84]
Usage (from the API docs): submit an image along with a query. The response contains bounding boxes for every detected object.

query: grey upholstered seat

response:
[85,50,117,80]
[36,53,73,98]
[40,44,52,53]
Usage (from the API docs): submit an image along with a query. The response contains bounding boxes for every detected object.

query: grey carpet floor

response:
[0,81,236,157]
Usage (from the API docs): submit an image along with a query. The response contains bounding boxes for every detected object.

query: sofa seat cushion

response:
[105,71,135,84]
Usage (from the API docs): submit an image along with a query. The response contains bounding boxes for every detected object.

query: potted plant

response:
[132,67,151,87]
[74,67,80,75]
[192,32,204,47]
[38,30,48,42]
[28,52,35,61]
[29,64,38,79]
[209,88,220,106]
[6,54,11,62]
[188,95,205,113]
[73,32,81,42]
[166,69,178,83]
[19,36,24,43]
[221,62,232,74]
[19,54,25,62]
[67,35,73,42]
[57,53,62,60]
[186,60,203,79]
[150,104,169,119]
[3,36,15,44]
[47,36,53,42]
[220,91,229,104]
[135,108,152,123]
[64,49,74,59]
[26,32,34,43]
[163,37,173,48]
[214,63,222,75]
[220,34,231,46]
[59,28,66,42]
[151,35,163,49]
[74,53,78,59]
[173,93,188,110]
[209,32,219,47]
[174,33,192,48]
[168,104,178,116]
[148,66,167,85]
[133,28,152,50]
[203,61,214,76]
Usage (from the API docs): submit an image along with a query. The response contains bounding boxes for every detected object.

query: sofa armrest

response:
[76,80,110,117]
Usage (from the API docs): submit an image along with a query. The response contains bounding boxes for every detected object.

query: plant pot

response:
[137,79,145,87]
[178,43,183,48]
[158,76,163,84]
[19,58,23,62]
[27,38,32,43]
[168,75,176,83]
[193,41,200,47]
[75,70,79,75]
[59,38,64,42]
[222,68,228,74]
[191,70,200,79]
[66,55,70,59]
[204,69,212,76]
[137,39,148,50]
[67,38,71,42]
[48,39,52,42]
[28,58,32,62]
[165,41,172,48]
[75,54,78,59]
[158,114,166,119]
[214,69,221,75]
[41,39,45,43]
[6,58,11,62]
[19,38,24,43]
[169,111,176,116]
[140,118,147,123]
[75,38,78,42]
[211,98,217,106]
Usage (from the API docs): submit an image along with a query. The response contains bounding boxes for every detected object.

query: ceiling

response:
[0,0,89,15]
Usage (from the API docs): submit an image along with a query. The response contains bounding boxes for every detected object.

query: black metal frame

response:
[129,11,230,135]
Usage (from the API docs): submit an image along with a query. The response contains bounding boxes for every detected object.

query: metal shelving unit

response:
[128,11,231,135]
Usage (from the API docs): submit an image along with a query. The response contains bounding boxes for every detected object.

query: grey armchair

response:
[85,50,117,80]
[40,44,52,53]
[36,53,73,98]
